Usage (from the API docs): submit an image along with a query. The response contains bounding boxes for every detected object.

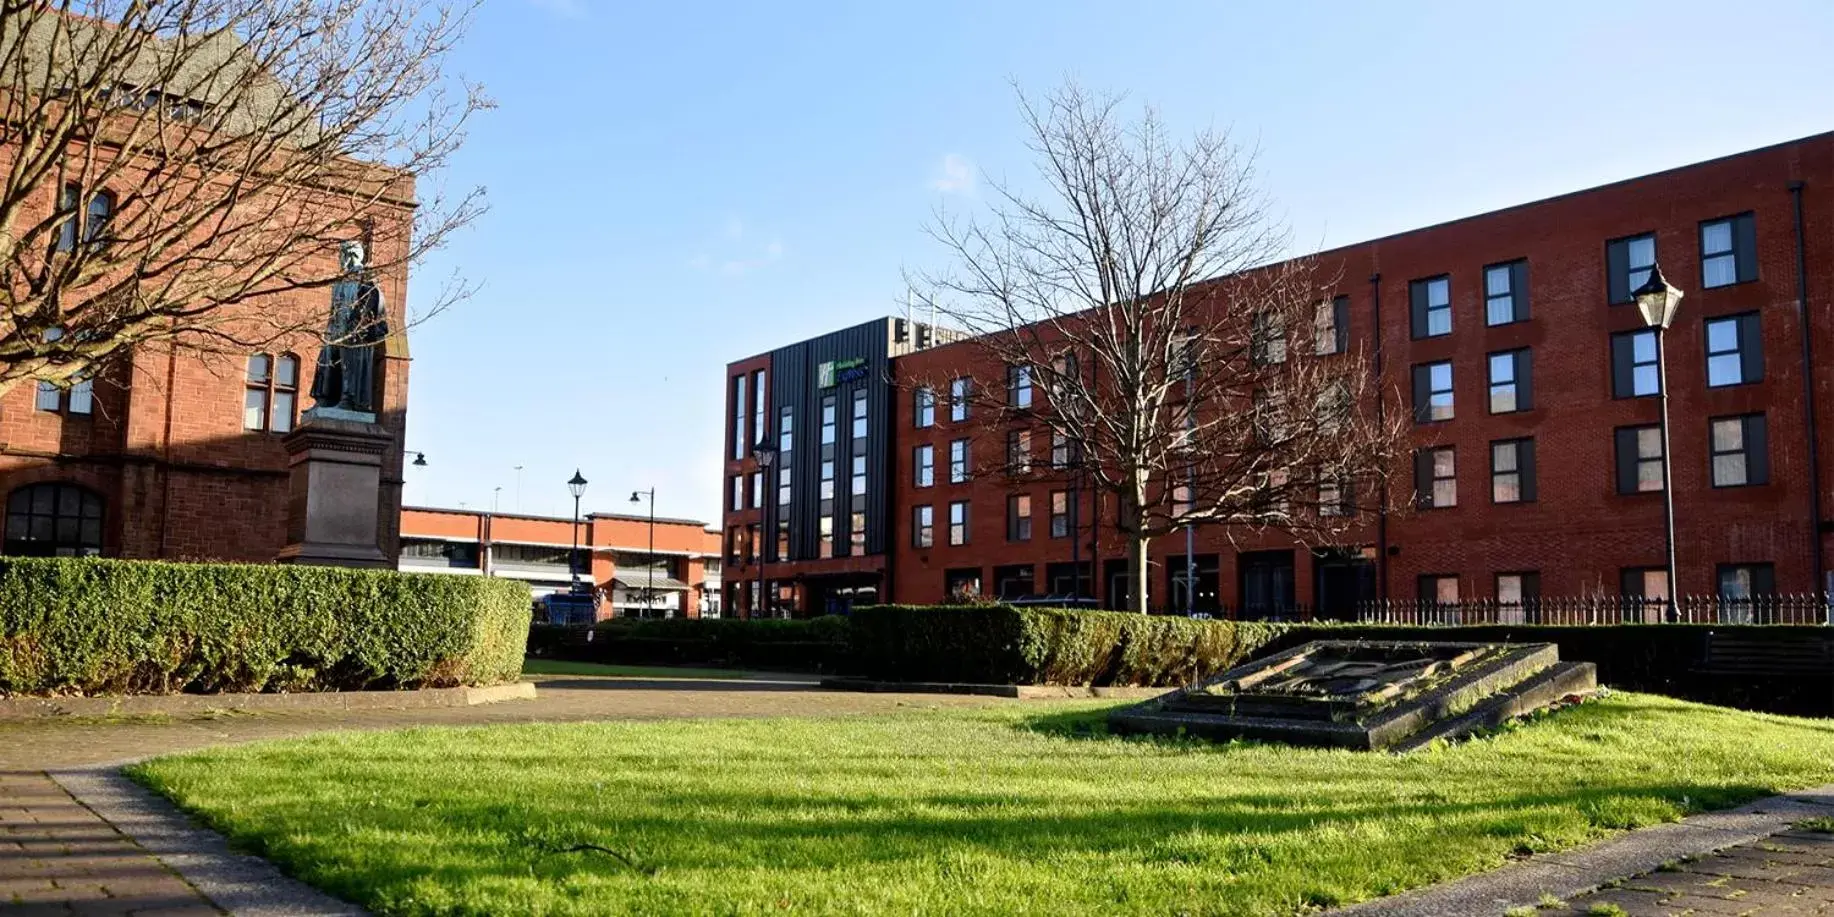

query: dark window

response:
[1412,361,1453,423]
[1317,474,1352,517]
[912,505,933,548]
[1717,562,1775,624]
[1415,446,1456,509]
[1495,572,1539,613]
[1619,568,1672,621]
[1484,260,1530,326]
[1487,349,1532,414]
[1049,490,1069,538]
[944,567,982,601]
[1315,296,1350,355]
[1705,313,1763,387]
[1008,365,1033,407]
[729,476,743,512]
[1491,438,1536,503]
[1700,213,1757,288]
[1610,329,1661,398]
[751,471,764,509]
[243,353,298,433]
[1614,425,1667,494]
[1251,311,1287,365]
[949,377,971,422]
[731,374,748,460]
[948,501,969,546]
[1607,232,1657,305]
[55,184,112,253]
[1006,494,1032,541]
[1709,413,1769,487]
[4,483,103,557]
[914,387,935,427]
[993,563,1035,600]
[1418,574,1458,604]
[1006,430,1033,475]
[913,445,934,488]
[1409,276,1451,339]
[752,370,767,451]
[400,538,480,569]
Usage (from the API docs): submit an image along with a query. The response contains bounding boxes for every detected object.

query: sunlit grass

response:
[132,693,1834,917]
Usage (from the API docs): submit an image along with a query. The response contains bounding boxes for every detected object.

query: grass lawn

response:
[131,693,1834,917]
[519,658,757,679]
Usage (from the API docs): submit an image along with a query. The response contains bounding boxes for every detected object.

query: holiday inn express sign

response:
[818,357,868,388]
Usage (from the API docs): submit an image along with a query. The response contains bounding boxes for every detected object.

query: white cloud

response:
[930,153,975,194]
[525,0,585,18]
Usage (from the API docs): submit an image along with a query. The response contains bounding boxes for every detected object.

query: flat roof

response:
[404,505,713,530]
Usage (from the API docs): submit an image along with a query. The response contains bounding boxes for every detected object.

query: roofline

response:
[404,504,714,530]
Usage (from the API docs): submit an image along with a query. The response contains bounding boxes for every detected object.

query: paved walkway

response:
[1550,827,1834,916]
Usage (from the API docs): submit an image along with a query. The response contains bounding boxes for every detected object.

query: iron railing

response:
[1353,594,1833,627]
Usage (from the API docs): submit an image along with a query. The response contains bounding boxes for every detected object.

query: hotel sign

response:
[817,357,868,388]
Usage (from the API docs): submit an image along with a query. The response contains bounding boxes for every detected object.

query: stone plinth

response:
[275,416,391,568]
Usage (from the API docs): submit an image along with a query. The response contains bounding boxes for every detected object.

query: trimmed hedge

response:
[528,616,852,673]
[0,556,530,696]
[848,605,1284,686]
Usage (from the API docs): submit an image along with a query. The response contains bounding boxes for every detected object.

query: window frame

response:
[1607,232,1657,305]
[948,438,970,484]
[1006,493,1033,542]
[1415,446,1457,509]
[1008,365,1034,408]
[947,500,969,546]
[913,387,936,428]
[912,505,934,548]
[1487,348,1532,414]
[1412,360,1454,423]
[1409,275,1452,339]
[1314,295,1350,356]
[1483,259,1529,326]
[243,352,299,434]
[949,377,971,422]
[1417,574,1459,605]
[913,444,934,488]
[1704,312,1763,388]
[1614,424,1667,495]
[1708,413,1769,488]
[1490,437,1536,504]
[1698,212,1757,289]
[1049,490,1069,538]
[1610,329,1662,399]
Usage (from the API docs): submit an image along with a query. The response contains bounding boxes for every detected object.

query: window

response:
[1251,311,1287,365]
[1409,276,1451,339]
[1709,414,1769,487]
[1487,349,1532,414]
[1484,260,1529,326]
[1610,329,1661,398]
[1050,490,1069,538]
[1614,425,1666,494]
[752,370,767,452]
[1700,213,1756,288]
[945,568,983,601]
[1717,562,1775,624]
[1607,232,1657,305]
[1490,438,1536,504]
[1008,365,1033,408]
[949,438,970,483]
[1416,446,1456,508]
[731,373,748,460]
[1317,474,1351,517]
[729,476,744,512]
[776,406,793,559]
[1418,575,1458,604]
[1007,430,1033,475]
[243,353,299,433]
[1007,494,1032,541]
[778,406,793,454]
[1315,296,1349,355]
[1705,313,1763,387]
[914,387,935,427]
[850,388,868,439]
[994,563,1035,600]
[913,505,933,548]
[1049,352,1079,402]
[950,377,971,422]
[750,471,763,509]
[948,501,968,546]
[4,483,104,557]
[1496,572,1538,606]
[55,185,113,253]
[1051,432,1070,469]
[1620,568,1671,616]
[35,375,94,416]
[1412,361,1453,423]
[913,445,934,487]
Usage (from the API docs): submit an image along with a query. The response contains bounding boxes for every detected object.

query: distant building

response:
[398,506,723,619]
[722,132,1834,617]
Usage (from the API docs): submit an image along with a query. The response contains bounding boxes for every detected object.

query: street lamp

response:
[1633,262,1684,621]
[630,488,657,617]
[567,470,588,590]
[752,438,778,619]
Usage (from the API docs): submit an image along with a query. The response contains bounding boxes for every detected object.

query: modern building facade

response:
[399,506,723,619]
[722,132,1834,617]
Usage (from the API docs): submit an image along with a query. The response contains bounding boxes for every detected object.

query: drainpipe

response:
[1370,271,1390,601]
[1789,180,1825,596]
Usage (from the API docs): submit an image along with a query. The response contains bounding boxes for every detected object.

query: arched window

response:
[243,353,299,433]
[4,483,103,557]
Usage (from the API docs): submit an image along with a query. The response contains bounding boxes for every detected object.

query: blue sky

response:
[402,0,1834,523]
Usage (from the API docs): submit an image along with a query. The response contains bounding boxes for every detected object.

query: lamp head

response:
[411,452,427,467]
[1632,262,1684,330]
[567,470,588,499]
[752,439,778,469]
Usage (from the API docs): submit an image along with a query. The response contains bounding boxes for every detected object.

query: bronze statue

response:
[308,240,388,415]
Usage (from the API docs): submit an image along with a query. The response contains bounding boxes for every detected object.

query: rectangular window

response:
[1607,232,1657,304]
[850,455,866,497]
[1051,432,1070,469]
[1008,365,1033,408]
[1412,361,1453,423]
[1409,276,1451,339]
[1251,311,1287,365]
[750,472,763,509]
[1484,260,1529,326]
[913,505,933,548]
[950,377,971,422]
[1418,574,1459,604]
[1614,425,1666,494]
[1415,446,1456,508]
[914,387,935,427]
[1315,296,1350,355]
[1490,438,1536,504]
[913,445,934,487]
[752,370,766,452]
[1710,413,1769,487]
[1007,494,1032,541]
[851,388,868,438]
[36,381,62,413]
[731,374,748,460]
[778,406,793,454]
[948,501,968,546]
[1610,329,1661,398]
[1050,490,1069,538]
[949,438,970,483]
[1620,567,1672,602]
[1700,213,1756,288]
[1488,349,1532,414]
[729,476,744,512]
[1496,572,1538,606]
[1317,475,1351,517]
[1705,313,1763,387]
[1007,430,1033,475]
[67,377,94,416]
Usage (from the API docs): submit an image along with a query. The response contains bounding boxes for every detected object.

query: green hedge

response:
[528,616,852,672]
[848,605,1285,686]
[0,557,530,696]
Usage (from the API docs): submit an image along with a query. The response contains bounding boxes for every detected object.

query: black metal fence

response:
[1353,594,1833,627]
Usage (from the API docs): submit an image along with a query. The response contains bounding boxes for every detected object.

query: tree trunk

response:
[1121,469,1152,614]
[1127,533,1151,614]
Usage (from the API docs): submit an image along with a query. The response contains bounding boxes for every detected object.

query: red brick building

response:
[723,132,1834,617]
[398,507,724,619]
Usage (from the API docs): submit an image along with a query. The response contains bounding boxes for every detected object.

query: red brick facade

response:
[725,132,1834,615]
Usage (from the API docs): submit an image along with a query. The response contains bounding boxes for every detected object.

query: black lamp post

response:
[567,470,588,590]
[752,437,778,619]
[630,488,657,617]
[1632,263,1685,621]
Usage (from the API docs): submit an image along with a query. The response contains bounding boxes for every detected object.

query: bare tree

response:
[0,0,487,397]
[912,85,1403,614]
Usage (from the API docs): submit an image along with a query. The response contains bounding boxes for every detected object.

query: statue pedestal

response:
[276,415,391,568]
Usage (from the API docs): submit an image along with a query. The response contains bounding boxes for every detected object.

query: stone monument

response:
[276,240,394,568]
